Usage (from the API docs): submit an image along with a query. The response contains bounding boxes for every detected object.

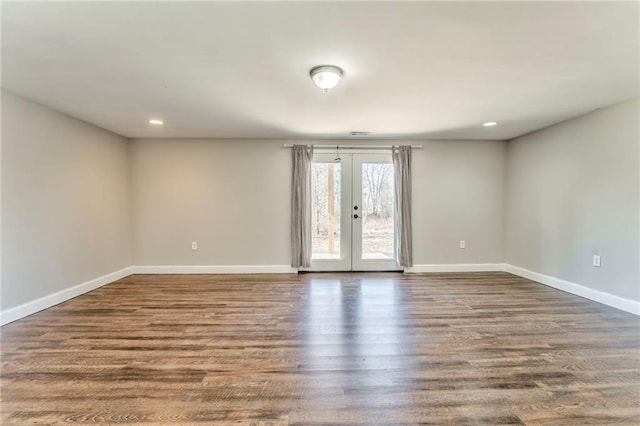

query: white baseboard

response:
[405,263,506,273]
[0,264,296,325]
[132,265,298,274]
[504,264,640,316]
[0,266,134,326]
[404,262,639,315]
[3,263,636,326]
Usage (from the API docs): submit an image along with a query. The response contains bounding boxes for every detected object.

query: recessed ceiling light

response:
[310,65,343,91]
[149,119,164,125]
[349,131,371,136]
[483,121,498,127]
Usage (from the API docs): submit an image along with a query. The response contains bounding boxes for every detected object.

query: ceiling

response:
[2,1,638,140]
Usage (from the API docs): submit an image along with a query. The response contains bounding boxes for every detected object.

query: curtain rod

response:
[282,144,422,150]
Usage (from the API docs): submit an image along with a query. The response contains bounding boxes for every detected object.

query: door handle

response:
[353,214,359,219]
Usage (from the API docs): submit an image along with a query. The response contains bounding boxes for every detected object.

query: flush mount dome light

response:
[310,65,343,91]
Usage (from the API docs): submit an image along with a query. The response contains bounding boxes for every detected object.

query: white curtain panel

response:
[291,145,314,268]
[393,145,413,267]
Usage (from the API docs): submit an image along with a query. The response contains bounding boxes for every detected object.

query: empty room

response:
[1,1,638,424]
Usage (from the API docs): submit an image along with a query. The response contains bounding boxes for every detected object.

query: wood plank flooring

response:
[1,272,639,424]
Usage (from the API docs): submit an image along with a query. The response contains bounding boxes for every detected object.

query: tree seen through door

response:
[361,163,394,259]
[311,163,341,259]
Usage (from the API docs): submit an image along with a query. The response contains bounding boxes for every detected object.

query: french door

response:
[309,153,399,271]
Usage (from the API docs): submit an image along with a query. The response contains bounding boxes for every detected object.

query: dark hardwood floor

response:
[1,272,639,424]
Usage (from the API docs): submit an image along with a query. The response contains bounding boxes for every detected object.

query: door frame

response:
[306,152,401,272]
[351,154,399,271]
[306,153,353,271]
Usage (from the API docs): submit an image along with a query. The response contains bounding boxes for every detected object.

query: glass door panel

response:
[311,162,341,260]
[361,163,395,260]
[308,153,352,271]
[352,155,399,271]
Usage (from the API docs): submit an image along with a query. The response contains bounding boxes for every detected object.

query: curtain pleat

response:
[291,145,314,268]
[393,146,413,267]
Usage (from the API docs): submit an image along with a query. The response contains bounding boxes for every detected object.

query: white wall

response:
[1,91,133,312]
[413,140,506,265]
[131,138,506,267]
[506,99,640,302]
[131,139,291,267]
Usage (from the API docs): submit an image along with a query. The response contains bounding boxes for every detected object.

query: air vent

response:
[349,131,371,136]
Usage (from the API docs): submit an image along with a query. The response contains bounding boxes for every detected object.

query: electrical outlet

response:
[459,240,466,249]
[592,254,601,267]
[191,242,198,250]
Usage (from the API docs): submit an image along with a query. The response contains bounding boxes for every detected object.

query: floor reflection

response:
[300,275,410,413]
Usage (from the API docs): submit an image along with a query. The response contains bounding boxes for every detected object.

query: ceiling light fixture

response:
[149,119,164,125]
[310,65,343,91]
[483,121,498,127]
